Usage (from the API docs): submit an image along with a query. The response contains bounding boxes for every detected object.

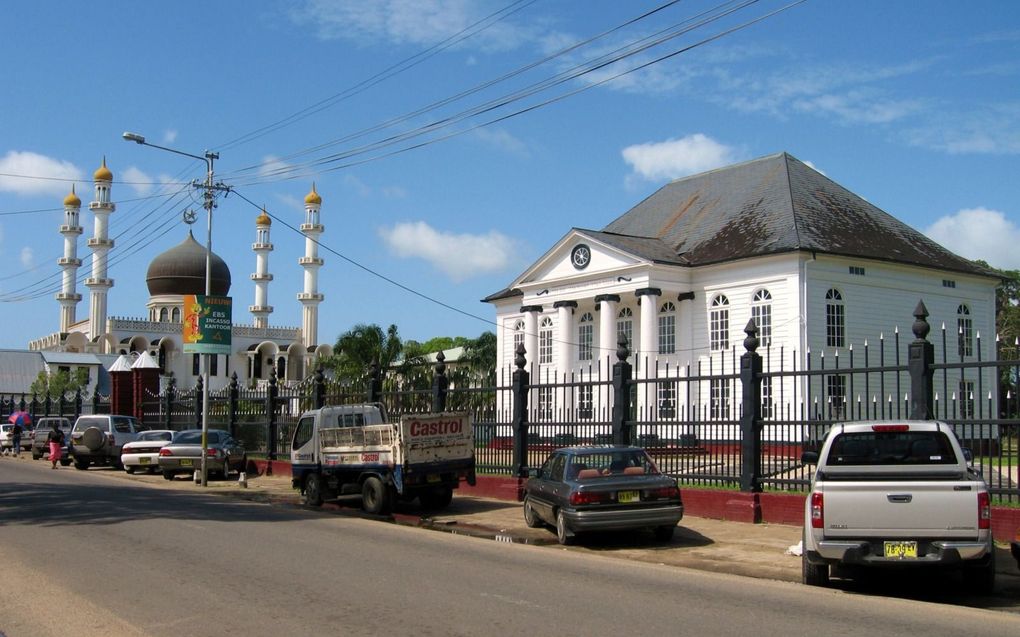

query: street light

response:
[122,131,225,487]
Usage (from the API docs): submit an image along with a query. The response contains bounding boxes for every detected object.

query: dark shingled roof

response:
[602,152,994,277]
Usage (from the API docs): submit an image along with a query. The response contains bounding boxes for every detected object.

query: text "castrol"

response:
[409,418,464,437]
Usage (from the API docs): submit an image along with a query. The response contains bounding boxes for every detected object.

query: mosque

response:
[27,159,333,391]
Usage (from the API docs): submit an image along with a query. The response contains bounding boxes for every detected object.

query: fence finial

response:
[617,333,630,362]
[514,343,526,370]
[435,349,447,376]
[912,299,930,340]
[743,318,759,353]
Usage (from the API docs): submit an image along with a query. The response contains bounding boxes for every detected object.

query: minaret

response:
[297,184,324,348]
[86,157,115,342]
[249,208,274,329]
[56,185,83,332]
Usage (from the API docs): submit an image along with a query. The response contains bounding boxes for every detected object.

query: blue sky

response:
[1,0,1018,349]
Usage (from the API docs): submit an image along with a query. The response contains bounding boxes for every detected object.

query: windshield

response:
[173,431,221,445]
[73,417,109,432]
[140,431,173,442]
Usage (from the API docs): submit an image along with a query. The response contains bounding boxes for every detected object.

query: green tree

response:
[328,323,404,384]
[976,261,1020,417]
[29,368,90,399]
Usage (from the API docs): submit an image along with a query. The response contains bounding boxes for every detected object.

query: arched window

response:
[171,307,181,323]
[658,302,676,354]
[957,304,973,357]
[617,307,633,349]
[539,316,554,364]
[825,288,845,348]
[751,289,772,348]
[159,307,169,322]
[710,295,729,351]
[578,312,594,361]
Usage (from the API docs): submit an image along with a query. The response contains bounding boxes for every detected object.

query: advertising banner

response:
[183,294,232,354]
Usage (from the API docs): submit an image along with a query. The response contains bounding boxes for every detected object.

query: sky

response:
[1,0,1018,350]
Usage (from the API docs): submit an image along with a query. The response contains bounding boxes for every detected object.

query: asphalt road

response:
[2,458,1018,637]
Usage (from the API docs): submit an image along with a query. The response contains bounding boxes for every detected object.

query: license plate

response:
[617,490,640,503]
[427,474,441,483]
[180,459,193,467]
[884,541,918,559]
[139,457,150,465]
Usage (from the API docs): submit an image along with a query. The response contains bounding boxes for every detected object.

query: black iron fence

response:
[5,301,1018,503]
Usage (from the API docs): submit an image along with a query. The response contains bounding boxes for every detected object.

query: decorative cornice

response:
[552,301,578,309]
[594,294,621,304]
[520,305,543,313]
[677,291,696,301]
[634,287,662,297]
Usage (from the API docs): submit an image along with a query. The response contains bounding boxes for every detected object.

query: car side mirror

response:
[526,467,539,479]
[962,448,973,465]
[801,451,819,465]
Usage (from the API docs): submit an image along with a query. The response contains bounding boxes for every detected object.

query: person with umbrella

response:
[8,411,31,457]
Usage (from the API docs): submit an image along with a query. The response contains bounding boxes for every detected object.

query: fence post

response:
[511,344,530,484]
[163,374,176,429]
[314,367,326,409]
[194,375,204,427]
[91,388,100,415]
[366,360,382,404]
[739,320,764,493]
[432,351,449,413]
[611,335,634,445]
[44,392,52,417]
[267,370,278,461]
[908,300,935,420]
[19,394,26,412]
[228,372,239,438]
[74,388,83,419]
[29,393,36,420]
[57,392,65,418]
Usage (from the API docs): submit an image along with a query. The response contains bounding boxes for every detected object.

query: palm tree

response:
[328,323,404,384]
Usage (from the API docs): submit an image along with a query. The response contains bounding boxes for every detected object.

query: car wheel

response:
[125,465,136,474]
[304,474,324,507]
[523,496,543,528]
[163,471,175,481]
[60,458,71,467]
[653,525,675,542]
[362,476,393,515]
[962,550,996,595]
[556,510,574,545]
[802,533,830,587]
[74,458,89,471]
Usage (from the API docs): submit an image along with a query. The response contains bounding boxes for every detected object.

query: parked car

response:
[522,445,684,545]
[31,417,73,464]
[70,415,146,470]
[0,424,16,454]
[1012,527,1020,571]
[158,429,246,481]
[121,429,175,474]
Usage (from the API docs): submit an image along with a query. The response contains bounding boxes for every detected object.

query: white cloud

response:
[622,134,744,183]
[19,246,34,268]
[472,127,528,156]
[0,150,83,197]
[163,130,178,144]
[378,220,518,281]
[291,0,532,51]
[925,207,1020,269]
[121,166,154,196]
[905,102,1020,155]
[380,185,407,199]
[258,155,290,179]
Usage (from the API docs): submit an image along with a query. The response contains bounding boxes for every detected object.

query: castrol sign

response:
[399,412,473,465]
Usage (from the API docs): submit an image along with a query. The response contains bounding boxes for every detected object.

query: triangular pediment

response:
[514,229,672,288]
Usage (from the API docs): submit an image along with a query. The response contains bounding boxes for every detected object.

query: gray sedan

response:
[158,429,246,480]
[523,445,684,545]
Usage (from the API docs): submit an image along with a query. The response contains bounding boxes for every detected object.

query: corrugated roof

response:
[603,152,995,276]
[0,350,46,394]
[40,352,104,366]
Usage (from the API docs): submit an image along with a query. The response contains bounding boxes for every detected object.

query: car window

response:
[827,431,958,466]
[337,413,366,428]
[112,416,137,433]
[572,450,660,478]
[174,431,203,444]
[139,431,172,442]
[293,417,314,449]
[74,417,109,432]
[549,454,566,481]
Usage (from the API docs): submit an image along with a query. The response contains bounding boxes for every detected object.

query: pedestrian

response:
[47,422,65,469]
[11,423,22,457]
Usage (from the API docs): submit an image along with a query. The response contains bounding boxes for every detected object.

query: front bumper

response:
[562,504,684,533]
[807,538,991,566]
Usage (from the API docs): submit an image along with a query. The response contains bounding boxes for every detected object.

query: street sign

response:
[183,295,232,354]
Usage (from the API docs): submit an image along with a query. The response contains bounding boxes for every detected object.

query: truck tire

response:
[802,533,830,587]
[419,486,453,511]
[74,458,90,471]
[362,476,392,515]
[304,474,324,507]
[962,550,995,595]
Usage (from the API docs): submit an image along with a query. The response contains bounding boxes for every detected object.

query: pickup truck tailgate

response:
[821,480,981,538]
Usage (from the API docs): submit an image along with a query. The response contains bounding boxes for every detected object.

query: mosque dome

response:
[145,231,231,296]
[93,157,113,182]
[304,183,322,205]
[256,208,271,226]
[63,186,81,207]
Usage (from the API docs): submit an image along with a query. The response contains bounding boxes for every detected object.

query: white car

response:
[121,430,175,474]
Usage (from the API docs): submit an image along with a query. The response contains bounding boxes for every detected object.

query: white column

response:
[522,305,541,370]
[554,301,575,374]
[637,288,661,372]
[595,294,619,366]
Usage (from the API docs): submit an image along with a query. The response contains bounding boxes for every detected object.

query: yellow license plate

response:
[617,491,640,503]
[180,459,193,467]
[139,457,150,465]
[427,474,441,483]
[884,541,918,559]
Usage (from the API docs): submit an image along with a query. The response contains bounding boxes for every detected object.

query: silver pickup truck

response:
[801,421,994,593]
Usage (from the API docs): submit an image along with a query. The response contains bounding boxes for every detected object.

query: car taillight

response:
[207,448,220,458]
[108,434,115,445]
[570,491,610,505]
[810,492,824,528]
[978,492,991,530]
[871,424,910,432]
[646,486,680,500]
[159,448,173,456]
